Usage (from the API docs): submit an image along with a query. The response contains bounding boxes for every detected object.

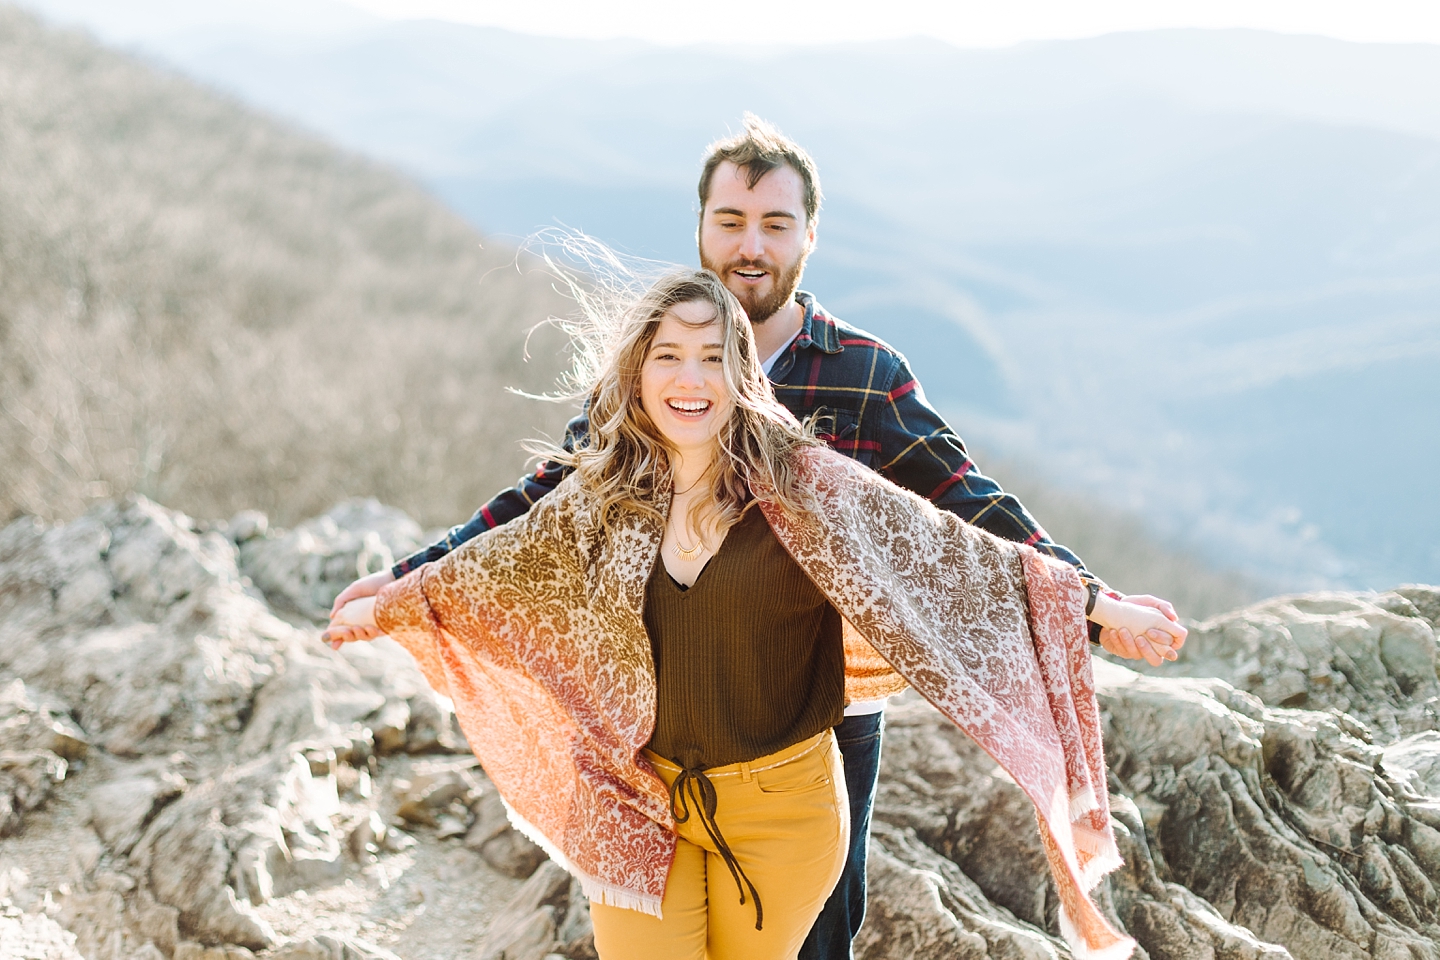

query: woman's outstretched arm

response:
[324,596,377,649]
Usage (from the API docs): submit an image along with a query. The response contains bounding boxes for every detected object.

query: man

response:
[328,114,1181,959]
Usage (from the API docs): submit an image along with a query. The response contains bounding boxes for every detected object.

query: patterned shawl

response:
[375,448,1134,960]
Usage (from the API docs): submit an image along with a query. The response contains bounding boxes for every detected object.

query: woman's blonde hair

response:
[539,256,820,537]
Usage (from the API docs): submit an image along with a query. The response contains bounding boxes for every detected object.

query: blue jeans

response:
[798,710,885,960]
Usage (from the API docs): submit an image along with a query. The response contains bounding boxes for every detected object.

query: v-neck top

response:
[643,506,844,771]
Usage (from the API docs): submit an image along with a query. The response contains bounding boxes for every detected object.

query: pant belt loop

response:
[740,760,753,783]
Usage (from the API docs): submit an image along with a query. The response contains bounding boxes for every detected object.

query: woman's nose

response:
[676,359,706,387]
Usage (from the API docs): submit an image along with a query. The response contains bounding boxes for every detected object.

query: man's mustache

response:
[720,258,776,274]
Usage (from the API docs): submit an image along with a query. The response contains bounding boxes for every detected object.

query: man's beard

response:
[699,246,808,324]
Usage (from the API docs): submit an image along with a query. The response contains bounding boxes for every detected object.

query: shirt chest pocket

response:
[815,411,873,467]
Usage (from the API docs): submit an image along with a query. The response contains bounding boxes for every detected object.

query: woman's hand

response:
[323,596,379,651]
[1091,592,1187,668]
[330,569,396,616]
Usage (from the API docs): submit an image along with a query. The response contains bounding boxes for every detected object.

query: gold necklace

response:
[670,474,706,560]
[671,537,705,561]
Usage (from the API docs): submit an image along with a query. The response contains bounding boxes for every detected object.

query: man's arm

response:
[871,353,1102,585]
[389,412,589,577]
[865,351,1188,649]
[325,411,588,634]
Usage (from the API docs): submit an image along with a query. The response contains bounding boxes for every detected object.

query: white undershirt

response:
[759,329,887,718]
[760,331,802,376]
[844,698,888,717]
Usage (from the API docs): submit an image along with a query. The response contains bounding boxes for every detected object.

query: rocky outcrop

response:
[0,497,537,957]
[233,501,425,622]
[2,496,1438,958]
[1130,589,1440,737]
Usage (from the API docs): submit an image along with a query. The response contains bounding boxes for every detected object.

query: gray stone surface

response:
[236,499,423,621]
[5,496,1440,959]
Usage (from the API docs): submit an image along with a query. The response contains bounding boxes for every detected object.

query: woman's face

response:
[639,301,734,462]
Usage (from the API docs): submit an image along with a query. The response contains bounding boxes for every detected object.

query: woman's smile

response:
[640,302,734,458]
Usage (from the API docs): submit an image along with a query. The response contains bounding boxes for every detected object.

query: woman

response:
[328,268,1182,960]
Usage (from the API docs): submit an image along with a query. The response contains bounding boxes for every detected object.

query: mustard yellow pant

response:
[590,730,849,960]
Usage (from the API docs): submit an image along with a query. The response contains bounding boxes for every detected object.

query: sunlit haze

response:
[346,0,1440,47]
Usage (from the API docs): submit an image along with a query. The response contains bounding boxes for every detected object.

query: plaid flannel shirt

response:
[395,292,1101,592]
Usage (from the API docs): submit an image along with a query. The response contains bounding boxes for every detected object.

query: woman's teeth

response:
[668,399,711,416]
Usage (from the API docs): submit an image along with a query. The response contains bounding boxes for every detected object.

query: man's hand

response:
[1092,593,1187,668]
[323,596,379,651]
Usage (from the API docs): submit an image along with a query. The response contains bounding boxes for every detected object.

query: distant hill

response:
[0,5,573,531]
[0,5,1271,616]
[107,17,1440,591]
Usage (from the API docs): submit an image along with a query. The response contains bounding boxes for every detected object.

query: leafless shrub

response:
[0,6,573,530]
[0,7,1260,611]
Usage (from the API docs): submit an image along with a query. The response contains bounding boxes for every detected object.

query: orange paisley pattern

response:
[375,448,1133,959]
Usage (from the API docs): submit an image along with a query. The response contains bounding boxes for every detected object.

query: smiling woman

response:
[328,260,1184,960]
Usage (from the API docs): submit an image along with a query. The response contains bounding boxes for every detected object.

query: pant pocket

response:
[755,747,832,795]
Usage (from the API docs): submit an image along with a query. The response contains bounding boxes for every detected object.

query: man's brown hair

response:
[698,113,823,225]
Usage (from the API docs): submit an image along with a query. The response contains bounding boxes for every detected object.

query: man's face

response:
[698,161,816,325]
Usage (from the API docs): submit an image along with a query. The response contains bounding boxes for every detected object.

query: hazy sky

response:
[19,0,1440,48]
[346,0,1440,47]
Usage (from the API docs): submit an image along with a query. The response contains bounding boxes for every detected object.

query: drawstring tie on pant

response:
[668,765,764,931]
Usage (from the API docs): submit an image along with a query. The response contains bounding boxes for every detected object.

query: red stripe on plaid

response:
[888,379,917,401]
[1025,530,1045,546]
[838,338,876,347]
[822,436,882,453]
[480,505,497,529]
[804,353,823,406]
[929,460,974,500]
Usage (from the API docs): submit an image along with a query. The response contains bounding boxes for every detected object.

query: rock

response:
[347,810,386,860]
[1132,592,1439,735]
[1393,585,1440,631]
[477,861,573,960]
[132,942,168,960]
[269,934,402,960]
[466,788,547,878]
[0,750,68,837]
[404,689,467,754]
[125,750,347,948]
[52,888,130,960]
[0,911,85,960]
[7,496,1440,960]
[394,759,479,827]
[556,880,596,959]
[174,944,257,960]
[0,500,285,759]
[1105,795,1294,959]
[1381,732,1440,798]
[857,822,1065,959]
[227,511,269,545]
[1098,661,1440,958]
[129,895,182,955]
[0,680,90,761]
[88,774,185,855]
[236,499,423,620]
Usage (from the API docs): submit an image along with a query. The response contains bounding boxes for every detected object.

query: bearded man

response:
[329,114,1181,959]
